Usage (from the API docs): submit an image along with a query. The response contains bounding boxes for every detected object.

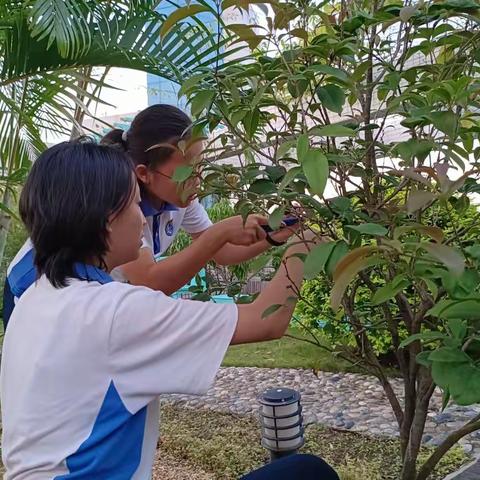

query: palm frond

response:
[1,3,234,87]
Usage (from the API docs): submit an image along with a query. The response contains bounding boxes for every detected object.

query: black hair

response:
[101,104,192,168]
[19,138,135,288]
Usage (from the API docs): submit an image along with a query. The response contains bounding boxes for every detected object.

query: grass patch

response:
[223,328,357,373]
[159,404,468,480]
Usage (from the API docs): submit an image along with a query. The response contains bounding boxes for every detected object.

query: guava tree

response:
[167,0,480,478]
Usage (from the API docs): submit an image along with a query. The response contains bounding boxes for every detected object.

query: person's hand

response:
[268,218,301,244]
[213,214,267,246]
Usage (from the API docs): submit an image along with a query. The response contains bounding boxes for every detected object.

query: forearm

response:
[124,231,227,295]
[252,244,306,337]
[212,241,270,266]
[232,240,311,344]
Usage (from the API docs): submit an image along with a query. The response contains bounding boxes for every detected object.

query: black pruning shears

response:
[261,216,299,233]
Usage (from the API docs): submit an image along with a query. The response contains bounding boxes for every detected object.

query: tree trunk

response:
[400,371,435,480]
[0,188,13,267]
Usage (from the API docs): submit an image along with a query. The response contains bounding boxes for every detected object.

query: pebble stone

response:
[160,367,480,457]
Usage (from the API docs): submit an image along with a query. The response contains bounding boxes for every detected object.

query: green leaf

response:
[312,124,356,137]
[325,241,349,278]
[427,299,480,320]
[429,111,459,139]
[423,243,465,276]
[262,303,283,319]
[160,4,211,38]
[265,166,286,183]
[316,84,345,114]
[399,332,447,348]
[268,207,284,230]
[172,165,193,182]
[347,223,388,236]
[448,319,467,341]
[372,277,409,305]
[249,179,277,195]
[304,242,336,280]
[191,292,212,302]
[302,149,329,196]
[277,140,296,159]
[441,389,451,411]
[249,254,270,277]
[429,347,470,363]
[243,109,260,138]
[178,73,207,97]
[297,134,309,160]
[416,351,433,368]
[425,279,439,299]
[279,166,302,192]
[351,60,371,82]
[432,361,480,405]
[190,90,215,117]
[288,77,309,98]
[305,65,348,81]
[466,245,480,261]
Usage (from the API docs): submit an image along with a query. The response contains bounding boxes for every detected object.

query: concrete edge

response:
[443,455,480,480]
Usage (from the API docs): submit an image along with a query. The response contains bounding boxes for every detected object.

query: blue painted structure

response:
[147,1,220,108]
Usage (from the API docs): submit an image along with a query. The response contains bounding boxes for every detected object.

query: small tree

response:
[169,0,480,478]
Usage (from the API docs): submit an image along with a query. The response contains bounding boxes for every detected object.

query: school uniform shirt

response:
[1,264,238,479]
[139,197,212,262]
[2,198,212,327]
[3,239,35,328]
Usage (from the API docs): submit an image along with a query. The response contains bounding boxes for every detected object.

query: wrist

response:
[265,232,286,247]
[204,223,229,249]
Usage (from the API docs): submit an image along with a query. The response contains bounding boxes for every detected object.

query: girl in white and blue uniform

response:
[0,139,338,480]
[3,105,296,329]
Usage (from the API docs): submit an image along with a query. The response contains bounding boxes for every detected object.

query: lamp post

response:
[258,387,304,461]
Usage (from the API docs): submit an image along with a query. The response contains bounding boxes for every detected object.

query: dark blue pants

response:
[241,454,339,479]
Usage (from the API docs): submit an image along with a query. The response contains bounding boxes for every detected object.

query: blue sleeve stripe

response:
[7,249,37,299]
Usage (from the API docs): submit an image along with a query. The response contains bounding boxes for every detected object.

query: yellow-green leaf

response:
[302,149,328,196]
[407,189,436,213]
[172,165,193,183]
[222,0,274,11]
[160,5,211,38]
[423,243,465,277]
[331,256,383,312]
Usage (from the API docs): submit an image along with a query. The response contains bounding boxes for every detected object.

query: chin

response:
[124,249,141,265]
[180,195,197,208]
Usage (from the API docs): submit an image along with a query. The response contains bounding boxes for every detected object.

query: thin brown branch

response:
[416,414,480,480]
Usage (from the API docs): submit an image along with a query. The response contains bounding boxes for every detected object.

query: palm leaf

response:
[1,4,233,87]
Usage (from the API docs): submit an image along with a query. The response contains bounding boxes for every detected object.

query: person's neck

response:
[144,191,165,211]
[84,256,107,272]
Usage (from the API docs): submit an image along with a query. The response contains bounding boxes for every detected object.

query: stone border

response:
[444,456,480,480]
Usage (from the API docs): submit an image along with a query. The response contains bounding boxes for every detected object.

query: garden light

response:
[258,387,304,461]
